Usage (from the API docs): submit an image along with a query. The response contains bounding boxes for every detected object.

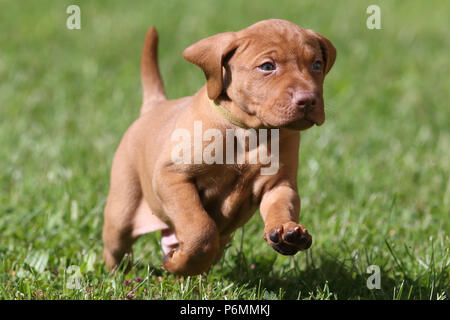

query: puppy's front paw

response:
[263,222,312,255]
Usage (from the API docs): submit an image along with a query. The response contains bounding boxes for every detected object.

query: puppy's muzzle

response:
[294,92,317,112]
[291,91,324,126]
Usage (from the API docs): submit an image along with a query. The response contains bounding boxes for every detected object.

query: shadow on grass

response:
[219,250,434,300]
[131,233,446,300]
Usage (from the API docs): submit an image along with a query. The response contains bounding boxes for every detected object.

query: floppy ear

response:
[306,30,337,75]
[183,32,238,100]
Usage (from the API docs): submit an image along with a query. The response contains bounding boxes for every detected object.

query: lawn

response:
[0,0,448,300]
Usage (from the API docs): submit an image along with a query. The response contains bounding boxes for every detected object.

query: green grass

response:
[0,0,449,300]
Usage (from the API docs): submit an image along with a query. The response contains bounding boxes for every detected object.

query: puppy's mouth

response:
[271,110,322,130]
[260,115,316,131]
[285,107,325,130]
[283,118,315,131]
[306,116,325,127]
[244,102,324,130]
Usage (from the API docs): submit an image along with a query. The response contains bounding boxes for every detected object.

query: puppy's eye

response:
[258,62,276,71]
[312,61,322,71]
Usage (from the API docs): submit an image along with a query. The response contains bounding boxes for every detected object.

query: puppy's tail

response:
[140,27,167,115]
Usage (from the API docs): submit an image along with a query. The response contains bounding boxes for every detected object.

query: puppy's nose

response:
[294,92,317,110]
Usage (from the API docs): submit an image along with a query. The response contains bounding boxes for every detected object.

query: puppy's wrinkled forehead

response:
[241,19,305,40]
[234,19,318,61]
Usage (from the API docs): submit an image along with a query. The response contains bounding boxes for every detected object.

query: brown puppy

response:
[102,19,336,275]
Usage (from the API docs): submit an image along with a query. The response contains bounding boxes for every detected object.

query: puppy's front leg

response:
[154,169,219,276]
[260,183,312,255]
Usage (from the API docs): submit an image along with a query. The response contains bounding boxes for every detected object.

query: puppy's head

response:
[183,19,336,130]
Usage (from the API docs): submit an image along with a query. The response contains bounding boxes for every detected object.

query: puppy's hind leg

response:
[102,153,141,273]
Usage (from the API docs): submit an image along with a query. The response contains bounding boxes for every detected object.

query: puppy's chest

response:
[195,164,264,229]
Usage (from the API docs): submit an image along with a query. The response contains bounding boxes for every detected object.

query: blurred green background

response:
[0,0,448,299]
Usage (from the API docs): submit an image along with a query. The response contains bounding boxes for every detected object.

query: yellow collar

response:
[208,99,249,129]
